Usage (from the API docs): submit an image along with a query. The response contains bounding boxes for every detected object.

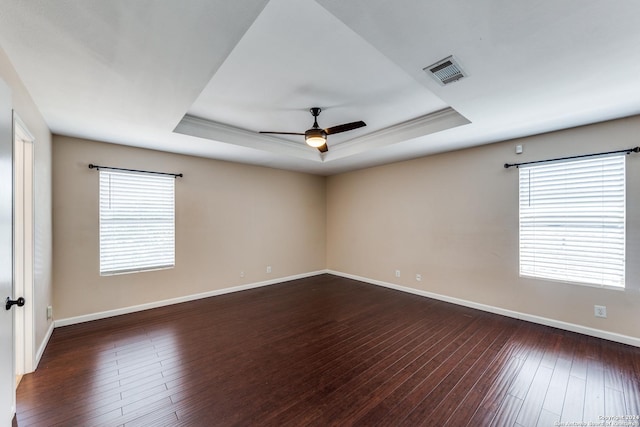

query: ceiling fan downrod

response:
[310,107,321,128]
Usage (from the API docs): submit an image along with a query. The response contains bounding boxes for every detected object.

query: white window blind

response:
[519,154,625,288]
[99,170,175,275]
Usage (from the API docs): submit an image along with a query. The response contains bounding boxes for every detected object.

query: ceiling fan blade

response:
[317,143,328,153]
[259,131,305,136]
[324,121,366,135]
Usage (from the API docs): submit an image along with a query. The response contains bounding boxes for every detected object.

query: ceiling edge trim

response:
[173,115,321,162]
[324,107,470,161]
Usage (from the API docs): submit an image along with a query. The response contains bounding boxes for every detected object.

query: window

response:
[99,170,175,275]
[519,154,625,288]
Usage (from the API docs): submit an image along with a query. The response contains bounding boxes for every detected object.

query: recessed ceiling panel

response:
[186,0,449,148]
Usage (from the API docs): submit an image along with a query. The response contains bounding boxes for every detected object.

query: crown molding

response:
[174,107,469,164]
[324,107,470,160]
[174,114,322,162]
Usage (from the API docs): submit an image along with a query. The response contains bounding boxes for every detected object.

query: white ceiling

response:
[1,0,639,175]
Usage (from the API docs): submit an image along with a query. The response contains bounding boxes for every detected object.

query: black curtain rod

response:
[88,164,183,178]
[504,147,640,169]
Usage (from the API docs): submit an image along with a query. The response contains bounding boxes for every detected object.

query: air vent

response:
[424,56,466,85]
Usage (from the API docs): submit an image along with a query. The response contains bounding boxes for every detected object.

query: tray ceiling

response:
[0,0,639,174]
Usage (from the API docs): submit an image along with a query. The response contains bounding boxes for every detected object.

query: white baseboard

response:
[7,406,15,427]
[33,320,55,370]
[55,270,328,328]
[6,406,16,426]
[52,268,640,347]
[327,270,640,348]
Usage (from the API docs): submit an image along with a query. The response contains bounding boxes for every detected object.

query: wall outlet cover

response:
[594,305,607,318]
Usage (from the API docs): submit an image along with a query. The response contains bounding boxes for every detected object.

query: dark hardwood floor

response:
[15,274,640,426]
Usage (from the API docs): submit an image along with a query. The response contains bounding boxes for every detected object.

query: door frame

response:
[13,113,35,377]
[1,76,15,426]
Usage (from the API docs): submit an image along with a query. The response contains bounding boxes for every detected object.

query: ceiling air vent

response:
[424,56,466,85]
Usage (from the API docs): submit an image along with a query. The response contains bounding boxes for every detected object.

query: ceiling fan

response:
[259,107,366,153]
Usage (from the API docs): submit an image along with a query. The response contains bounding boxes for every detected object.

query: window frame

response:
[518,153,626,289]
[98,169,176,276]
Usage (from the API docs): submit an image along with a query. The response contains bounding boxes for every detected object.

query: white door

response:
[0,78,16,424]
[14,116,35,379]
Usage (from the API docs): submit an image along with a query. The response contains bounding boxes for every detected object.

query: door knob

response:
[5,296,25,311]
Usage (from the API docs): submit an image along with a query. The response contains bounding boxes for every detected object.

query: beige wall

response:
[0,46,53,352]
[53,136,326,319]
[52,115,640,340]
[327,115,640,339]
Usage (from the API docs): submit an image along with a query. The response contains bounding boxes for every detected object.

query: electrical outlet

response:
[395,270,401,278]
[47,305,52,320]
[240,271,245,278]
[266,266,272,274]
[416,274,422,282]
[594,305,607,318]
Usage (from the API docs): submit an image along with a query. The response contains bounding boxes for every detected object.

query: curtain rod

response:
[504,146,640,169]
[88,164,183,178]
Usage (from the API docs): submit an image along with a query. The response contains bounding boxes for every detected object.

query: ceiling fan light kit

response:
[305,131,327,148]
[260,107,366,153]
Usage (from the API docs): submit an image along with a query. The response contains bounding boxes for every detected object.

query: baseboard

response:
[6,407,15,427]
[50,268,640,346]
[327,270,640,348]
[33,320,55,370]
[55,270,328,327]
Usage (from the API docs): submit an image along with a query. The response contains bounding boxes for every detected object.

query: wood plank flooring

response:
[15,274,640,426]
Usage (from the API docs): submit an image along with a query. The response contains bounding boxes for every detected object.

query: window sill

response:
[100,265,174,277]
[519,274,625,292]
